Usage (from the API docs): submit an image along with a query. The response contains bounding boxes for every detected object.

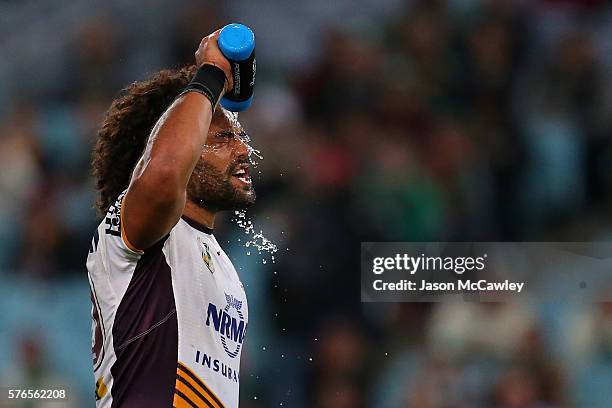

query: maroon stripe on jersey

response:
[110,236,177,407]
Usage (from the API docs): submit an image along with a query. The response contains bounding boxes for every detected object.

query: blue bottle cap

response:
[221,95,254,112]
[218,23,255,61]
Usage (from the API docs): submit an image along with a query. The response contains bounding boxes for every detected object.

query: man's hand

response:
[195,30,234,94]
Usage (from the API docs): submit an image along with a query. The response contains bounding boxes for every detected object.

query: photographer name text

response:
[373,279,524,293]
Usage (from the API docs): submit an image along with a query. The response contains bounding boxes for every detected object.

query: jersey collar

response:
[181,215,213,234]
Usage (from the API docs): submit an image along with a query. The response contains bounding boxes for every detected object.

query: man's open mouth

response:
[232,164,251,185]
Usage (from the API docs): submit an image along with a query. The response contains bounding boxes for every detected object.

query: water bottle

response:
[218,23,256,112]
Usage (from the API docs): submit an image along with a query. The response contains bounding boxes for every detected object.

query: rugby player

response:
[87,30,254,407]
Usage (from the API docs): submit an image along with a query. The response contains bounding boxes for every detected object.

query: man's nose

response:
[233,137,250,158]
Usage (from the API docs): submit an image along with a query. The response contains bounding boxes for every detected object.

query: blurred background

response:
[2,0,612,406]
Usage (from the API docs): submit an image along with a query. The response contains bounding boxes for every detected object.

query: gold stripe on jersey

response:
[176,362,225,408]
[119,194,144,254]
[176,376,213,407]
[174,375,217,408]
[173,389,198,408]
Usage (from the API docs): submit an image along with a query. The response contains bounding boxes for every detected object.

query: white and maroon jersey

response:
[86,191,248,408]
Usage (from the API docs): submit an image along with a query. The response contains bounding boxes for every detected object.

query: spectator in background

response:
[0,104,40,269]
[515,29,601,235]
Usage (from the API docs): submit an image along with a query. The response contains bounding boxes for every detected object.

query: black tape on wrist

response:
[180,64,226,108]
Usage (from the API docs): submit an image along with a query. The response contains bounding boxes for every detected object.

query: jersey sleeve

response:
[104,190,144,256]
[88,190,144,307]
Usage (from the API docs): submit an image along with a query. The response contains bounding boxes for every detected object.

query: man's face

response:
[186,109,256,211]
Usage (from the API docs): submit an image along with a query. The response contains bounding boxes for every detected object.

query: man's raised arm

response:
[121,30,233,251]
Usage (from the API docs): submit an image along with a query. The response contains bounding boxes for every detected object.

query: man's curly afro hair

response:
[91,65,197,217]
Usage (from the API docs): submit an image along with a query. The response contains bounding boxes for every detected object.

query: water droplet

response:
[232,209,278,263]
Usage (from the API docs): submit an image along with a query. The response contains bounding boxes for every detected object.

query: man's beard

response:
[186,159,256,212]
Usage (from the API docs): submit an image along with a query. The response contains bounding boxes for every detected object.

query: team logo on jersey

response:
[205,293,247,358]
[198,237,215,274]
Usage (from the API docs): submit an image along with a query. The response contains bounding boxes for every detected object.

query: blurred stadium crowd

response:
[2,0,612,406]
